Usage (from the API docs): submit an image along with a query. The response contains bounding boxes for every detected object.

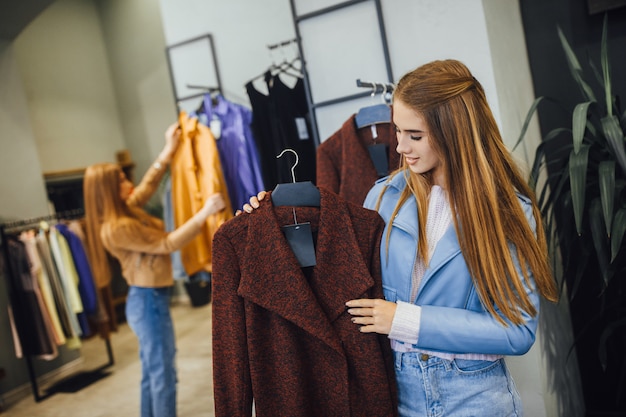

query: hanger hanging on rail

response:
[245,39,302,86]
[354,79,393,129]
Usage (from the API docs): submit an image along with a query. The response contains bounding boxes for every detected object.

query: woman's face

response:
[393,99,444,187]
[119,171,134,201]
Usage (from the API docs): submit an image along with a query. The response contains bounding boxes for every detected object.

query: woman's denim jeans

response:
[126,286,177,417]
[394,351,522,417]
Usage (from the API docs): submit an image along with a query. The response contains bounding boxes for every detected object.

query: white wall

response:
[0,41,49,220]
[158,0,296,110]
[12,0,126,174]
[95,0,176,179]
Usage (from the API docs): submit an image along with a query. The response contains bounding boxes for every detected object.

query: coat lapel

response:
[238,189,375,354]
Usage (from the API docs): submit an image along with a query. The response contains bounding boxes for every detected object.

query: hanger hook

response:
[381,84,388,103]
[276,148,299,183]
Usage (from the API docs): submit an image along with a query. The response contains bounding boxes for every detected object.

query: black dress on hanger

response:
[245,71,316,189]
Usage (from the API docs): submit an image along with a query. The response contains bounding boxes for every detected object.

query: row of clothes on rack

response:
[179,63,317,213]
[163,65,317,280]
[4,221,106,359]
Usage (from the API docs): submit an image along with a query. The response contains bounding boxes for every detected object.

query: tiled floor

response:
[2,298,215,416]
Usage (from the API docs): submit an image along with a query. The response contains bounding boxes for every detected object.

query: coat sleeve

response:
[316,140,341,194]
[211,226,254,417]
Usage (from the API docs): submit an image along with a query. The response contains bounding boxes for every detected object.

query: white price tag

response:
[210,116,222,140]
[295,117,309,140]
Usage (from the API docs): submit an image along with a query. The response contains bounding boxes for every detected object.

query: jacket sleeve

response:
[101,217,202,256]
[211,226,254,417]
[416,199,540,356]
[126,163,168,208]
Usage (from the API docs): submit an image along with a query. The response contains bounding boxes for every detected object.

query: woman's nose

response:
[396,133,409,154]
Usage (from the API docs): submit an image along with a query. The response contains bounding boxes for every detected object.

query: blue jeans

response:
[394,351,522,417]
[126,286,177,417]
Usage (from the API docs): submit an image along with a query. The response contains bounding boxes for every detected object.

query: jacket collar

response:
[381,171,463,279]
[238,188,376,354]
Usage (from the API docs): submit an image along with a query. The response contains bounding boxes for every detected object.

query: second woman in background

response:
[83,122,226,417]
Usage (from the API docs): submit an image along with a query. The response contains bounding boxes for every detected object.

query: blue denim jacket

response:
[364,172,540,356]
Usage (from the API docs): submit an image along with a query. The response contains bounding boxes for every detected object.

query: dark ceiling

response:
[0,0,55,40]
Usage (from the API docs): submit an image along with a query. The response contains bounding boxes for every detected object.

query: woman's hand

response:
[235,191,267,216]
[346,298,397,335]
[158,122,182,164]
[202,193,226,217]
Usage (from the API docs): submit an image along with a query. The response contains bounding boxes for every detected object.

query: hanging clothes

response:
[246,71,278,189]
[199,94,265,210]
[47,226,85,338]
[56,223,99,338]
[212,188,398,417]
[161,175,189,281]
[20,230,66,347]
[245,73,316,189]
[170,111,233,275]
[316,114,400,205]
[5,237,58,358]
[67,219,113,338]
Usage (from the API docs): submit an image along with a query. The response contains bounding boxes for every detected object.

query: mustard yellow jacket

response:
[171,112,233,275]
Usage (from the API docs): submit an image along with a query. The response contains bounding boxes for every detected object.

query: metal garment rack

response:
[289,0,394,146]
[165,33,223,114]
[0,210,114,402]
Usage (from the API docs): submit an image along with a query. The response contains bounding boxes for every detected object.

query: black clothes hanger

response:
[271,56,302,79]
[271,148,319,267]
[271,149,320,207]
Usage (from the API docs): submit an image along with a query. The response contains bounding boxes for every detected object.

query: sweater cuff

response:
[389,301,421,345]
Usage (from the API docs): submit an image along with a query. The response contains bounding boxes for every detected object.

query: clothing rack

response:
[165,33,223,115]
[267,38,297,50]
[0,209,114,402]
[356,78,395,95]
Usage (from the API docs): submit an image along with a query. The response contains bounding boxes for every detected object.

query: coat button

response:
[421,354,429,361]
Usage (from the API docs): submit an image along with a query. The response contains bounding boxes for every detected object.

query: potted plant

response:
[515,14,626,415]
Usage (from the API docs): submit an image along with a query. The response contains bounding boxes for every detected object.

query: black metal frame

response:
[165,33,223,113]
[0,210,114,402]
[289,0,394,146]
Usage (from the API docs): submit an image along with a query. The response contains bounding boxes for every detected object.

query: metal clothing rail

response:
[289,0,394,146]
[356,78,395,95]
[0,209,114,402]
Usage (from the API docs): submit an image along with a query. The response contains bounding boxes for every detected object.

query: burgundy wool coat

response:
[212,188,398,417]
[316,115,400,206]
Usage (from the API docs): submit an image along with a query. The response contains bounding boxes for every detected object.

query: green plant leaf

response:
[598,161,615,236]
[572,102,593,154]
[610,208,626,262]
[569,145,590,234]
[527,128,570,189]
[600,115,626,175]
[598,317,626,371]
[601,13,612,117]
[513,97,545,152]
[558,26,596,102]
[589,199,609,286]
